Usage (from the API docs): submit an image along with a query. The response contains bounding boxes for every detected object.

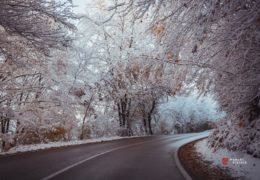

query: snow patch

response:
[195,139,260,180]
[0,136,143,156]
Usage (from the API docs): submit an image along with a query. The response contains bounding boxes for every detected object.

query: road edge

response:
[174,134,210,180]
[0,135,151,158]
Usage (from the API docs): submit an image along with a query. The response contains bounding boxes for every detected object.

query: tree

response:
[0,0,76,60]
[112,0,260,156]
[0,0,77,150]
[76,0,191,136]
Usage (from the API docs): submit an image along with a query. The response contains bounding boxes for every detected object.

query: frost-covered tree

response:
[0,0,76,60]
[157,91,224,134]
[75,0,192,136]
[0,0,77,150]
[113,0,260,156]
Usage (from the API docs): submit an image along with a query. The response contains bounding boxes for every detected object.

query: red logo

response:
[222,156,229,166]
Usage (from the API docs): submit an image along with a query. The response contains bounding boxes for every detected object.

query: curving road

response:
[0,132,209,180]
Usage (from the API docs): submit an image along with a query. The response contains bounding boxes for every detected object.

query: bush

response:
[17,126,71,145]
[117,128,132,137]
[44,126,68,142]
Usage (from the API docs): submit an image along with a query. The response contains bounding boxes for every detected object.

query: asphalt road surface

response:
[0,133,208,180]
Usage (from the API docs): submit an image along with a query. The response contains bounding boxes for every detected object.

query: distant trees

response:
[157,93,224,134]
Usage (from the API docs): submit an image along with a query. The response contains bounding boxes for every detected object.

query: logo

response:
[222,156,229,166]
[221,156,247,166]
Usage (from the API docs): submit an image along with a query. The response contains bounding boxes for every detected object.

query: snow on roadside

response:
[195,139,260,180]
[0,136,142,156]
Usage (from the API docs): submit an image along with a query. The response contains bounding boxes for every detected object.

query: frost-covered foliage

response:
[115,0,260,157]
[156,91,223,134]
[75,2,169,136]
[1,0,258,156]
[0,0,77,151]
[209,118,260,158]
[0,0,76,61]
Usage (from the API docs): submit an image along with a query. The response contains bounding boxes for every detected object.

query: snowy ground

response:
[0,136,143,156]
[196,139,260,180]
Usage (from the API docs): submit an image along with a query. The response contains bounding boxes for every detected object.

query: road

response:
[0,132,209,180]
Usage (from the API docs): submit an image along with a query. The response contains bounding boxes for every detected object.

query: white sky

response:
[73,0,89,14]
[72,0,113,14]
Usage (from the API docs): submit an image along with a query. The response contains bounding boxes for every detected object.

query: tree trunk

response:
[147,113,153,135]
[1,117,10,150]
[147,100,156,135]
[117,103,123,126]
[80,95,94,140]
[143,117,148,134]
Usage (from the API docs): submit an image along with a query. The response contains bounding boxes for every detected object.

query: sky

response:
[73,0,88,14]
[72,0,113,14]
